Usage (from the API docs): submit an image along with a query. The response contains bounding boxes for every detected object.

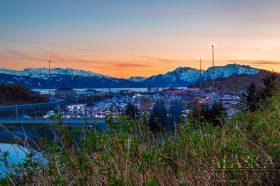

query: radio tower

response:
[210,44,215,90]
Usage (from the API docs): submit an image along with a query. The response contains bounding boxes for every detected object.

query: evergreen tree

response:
[140,96,150,121]
[209,102,226,127]
[190,101,226,127]
[190,97,201,122]
[125,102,139,120]
[149,100,169,133]
[244,83,259,112]
[169,100,185,125]
[261,73,279,100]
[243,73,279,112]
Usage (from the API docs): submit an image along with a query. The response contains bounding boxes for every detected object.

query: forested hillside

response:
[0,84,47,106]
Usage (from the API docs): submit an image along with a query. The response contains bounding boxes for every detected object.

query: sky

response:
[0,0,280,78]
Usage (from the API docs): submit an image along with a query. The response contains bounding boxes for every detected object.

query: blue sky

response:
[0,0,280,77]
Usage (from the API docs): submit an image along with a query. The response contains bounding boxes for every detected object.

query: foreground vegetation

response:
[0,98,279,185]
[1,75,280,185]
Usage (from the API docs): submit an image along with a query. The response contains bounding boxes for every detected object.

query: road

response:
[0,99,66,117]
[0,100,64,112]
[0,118,106,126]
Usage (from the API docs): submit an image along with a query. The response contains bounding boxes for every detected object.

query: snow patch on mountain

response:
[147,67,201,83]
[0,69,21,76]
[203,64,260,80]
[0,68,107,78]
[128,76,146,82]
[165,67,201,82]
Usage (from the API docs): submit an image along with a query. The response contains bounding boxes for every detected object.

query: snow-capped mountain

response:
[142,67,201,87]
[0,64,261,88]
[203,64,260,80]
[153,67,201,82]
[0,69,21,76]
[0,68,106,78]
[141,64,259,87]
[128,76,146,83]
[0,68,123,88]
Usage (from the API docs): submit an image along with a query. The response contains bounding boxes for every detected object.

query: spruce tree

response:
[261,73,278,100]
[149,100,169,133]
[209,102,226,127]
[244,83,259,112]
[169,100,185,125]
[189,101,226,128]
[125,102,139,120]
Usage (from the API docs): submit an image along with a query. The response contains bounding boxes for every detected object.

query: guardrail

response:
[0,118,106,126]
[0,100,66,118]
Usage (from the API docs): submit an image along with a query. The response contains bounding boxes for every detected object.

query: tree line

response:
[244,73,279,112]
[125,99,186,133]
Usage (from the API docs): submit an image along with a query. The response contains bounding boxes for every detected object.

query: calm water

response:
[33,87,188,94]
[0,123,107,176]
[0,125,59,176]
[0,142,47,177]
[0,143,48,178]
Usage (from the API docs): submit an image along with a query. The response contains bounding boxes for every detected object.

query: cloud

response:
[0,49,154,69]
[113,63,152,68]
[139,56,186,63]
[249,60,280,65]
[229,59,280,66]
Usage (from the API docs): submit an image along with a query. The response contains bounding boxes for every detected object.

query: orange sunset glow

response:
[1,1,280,78]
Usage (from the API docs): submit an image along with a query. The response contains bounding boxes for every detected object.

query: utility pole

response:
[48,60,53,102]
[48,60,52,74]
[199,57,202,90]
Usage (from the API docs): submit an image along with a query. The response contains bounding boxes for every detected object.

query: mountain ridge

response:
[0,68,107,78]
[0,64,259,79]
[0,64,262,89]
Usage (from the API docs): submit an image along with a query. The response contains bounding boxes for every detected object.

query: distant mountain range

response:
[0,64,262,89]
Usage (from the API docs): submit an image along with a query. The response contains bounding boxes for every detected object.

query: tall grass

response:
[1,96,280,185]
